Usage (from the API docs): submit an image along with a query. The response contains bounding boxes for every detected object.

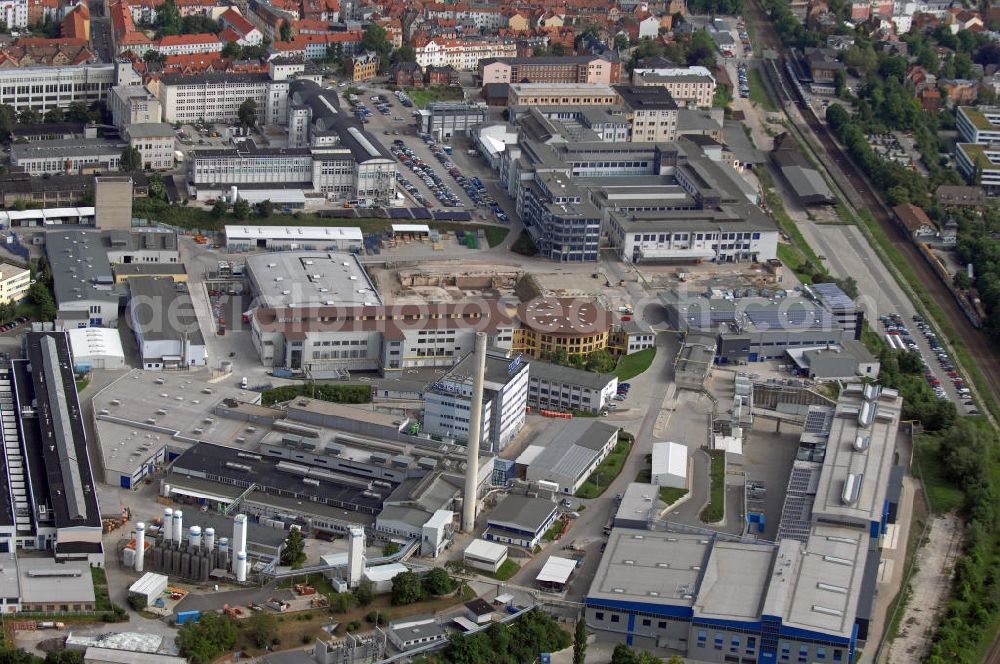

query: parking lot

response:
[880,312,976,412]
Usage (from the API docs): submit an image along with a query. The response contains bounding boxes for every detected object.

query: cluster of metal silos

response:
[141,508,245,582]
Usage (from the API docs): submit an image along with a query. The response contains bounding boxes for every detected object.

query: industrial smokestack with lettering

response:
[462,332,487,532]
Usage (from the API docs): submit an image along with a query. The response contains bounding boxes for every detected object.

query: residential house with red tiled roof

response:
[219,8,264,46]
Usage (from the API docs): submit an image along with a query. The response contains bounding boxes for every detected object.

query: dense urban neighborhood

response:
[0,0,999,662]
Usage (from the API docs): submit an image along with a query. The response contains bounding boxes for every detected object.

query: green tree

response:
[210,199,228,218]
[221,41,240,59]
[28,282,56,322]
[147,173,166,201]
[65,101,91,123]
[573,620,587,664]
[279,20,292,42]
[383,541,400,556]
[954,271,973,290]
[610,644,636,664]
[614,33,629,50]
[354,577,375,607]
[243,612,277,648]
[280,528,306,567]
[17,108,40,124]
[391,570,424,605]
[43,107,64,123]
[256,199,274,218]
[0,104,16,139]
[44,652,83,664]
[233,198,251,220]
[359,23,392,71]
[686,28,717,68]
[155,0,182,36]
[422,567,455,596]
[120,146,142,172]
[176,614,239,664]
[237,98,257,128]
[329,591,354,613]
[1,650,41,664]
[392,45,416,63]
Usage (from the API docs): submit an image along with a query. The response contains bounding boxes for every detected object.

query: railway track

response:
[746,0,1000,405]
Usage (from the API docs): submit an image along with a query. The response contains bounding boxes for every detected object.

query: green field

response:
[615,348,656,381]
[699,450,726,523]
[659,486,689,505]
[575,436,632,499]
[748,68,776,111]
[405,86,464,109]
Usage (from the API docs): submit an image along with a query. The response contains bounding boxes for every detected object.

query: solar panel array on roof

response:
[432,211,472,221]
[776,465,820,544]
[804,409,834,435]
[388,208,411,219]
[411,208,432,219]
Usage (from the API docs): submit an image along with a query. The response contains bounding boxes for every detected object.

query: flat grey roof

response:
[528,359,616,390]
[125,123,176,139]
[245,251,381,308]
[587,529,711,606]
[526,420,619,481]
[46,229,118,306]
[693,540,773,620]
[127,277,204,345]
[17,558,95,604]
[13,138,125,160]
[432,349,526,392]
[487,494,557,533]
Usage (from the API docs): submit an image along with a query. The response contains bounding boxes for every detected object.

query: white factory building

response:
[68,327,126,370]
[463,538,508,574]
[651,441,688,489]
[519,420,620,494]
[225,225,364,253]
[422,350,529,452]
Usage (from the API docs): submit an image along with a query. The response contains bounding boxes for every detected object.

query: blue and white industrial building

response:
[585,384,903,663]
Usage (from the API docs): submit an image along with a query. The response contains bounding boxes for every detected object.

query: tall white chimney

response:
[173,510,183,545]
[134,522,146,572]
[189,525,202,549]
[232,514,247,572]
[462,332,487,532]
[163,508,173,542]
[347,526,365,588]
[235,551,247,582]
[204,527,216,551]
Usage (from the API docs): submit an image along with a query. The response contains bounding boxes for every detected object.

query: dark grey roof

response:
[614,85,679,111]
[436,349,527,389]
[159,71,270,86]
[528,359,615,390]
[127,277,205,346]
[19,332,101,529]
[46,230,117,306]
[12,122,87,137]
[192,140,312,159]
[12,138,126,161]
[487,494,557,532]
[286,79,392,161]
[170,441,386,515]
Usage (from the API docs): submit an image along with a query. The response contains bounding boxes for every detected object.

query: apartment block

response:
[630,65,716,108]
[414,37,516,70]
[479,55,621,85]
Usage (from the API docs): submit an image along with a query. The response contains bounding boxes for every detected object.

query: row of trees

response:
[391,568,456,605]
[439,609,571,664]
[626,28,718,72]
[540,348,617,374]
[150,0,219,38]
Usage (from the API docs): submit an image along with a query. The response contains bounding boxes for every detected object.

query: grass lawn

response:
[493,559,520,581]
[748,68,776,111]
[75,376,90,393]
[575,436,632,499]
[542,521,564,542]
[406,86,464,109]
[484,226,509,247]
[758,169,824,281]
[615,348,656,381]
[913,434,965,513]
[699,450,726,523]
[659,486,688,505]
[92,566,112,612]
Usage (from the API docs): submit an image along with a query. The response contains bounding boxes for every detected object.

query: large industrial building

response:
[519,420,620,494]
[0,332,104,614]
[225,225,364,253]
[127,277,207,370]
[497,110,774,263]
[585,384,904,663]
[660,290,847,364]
[422,349,529,452]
